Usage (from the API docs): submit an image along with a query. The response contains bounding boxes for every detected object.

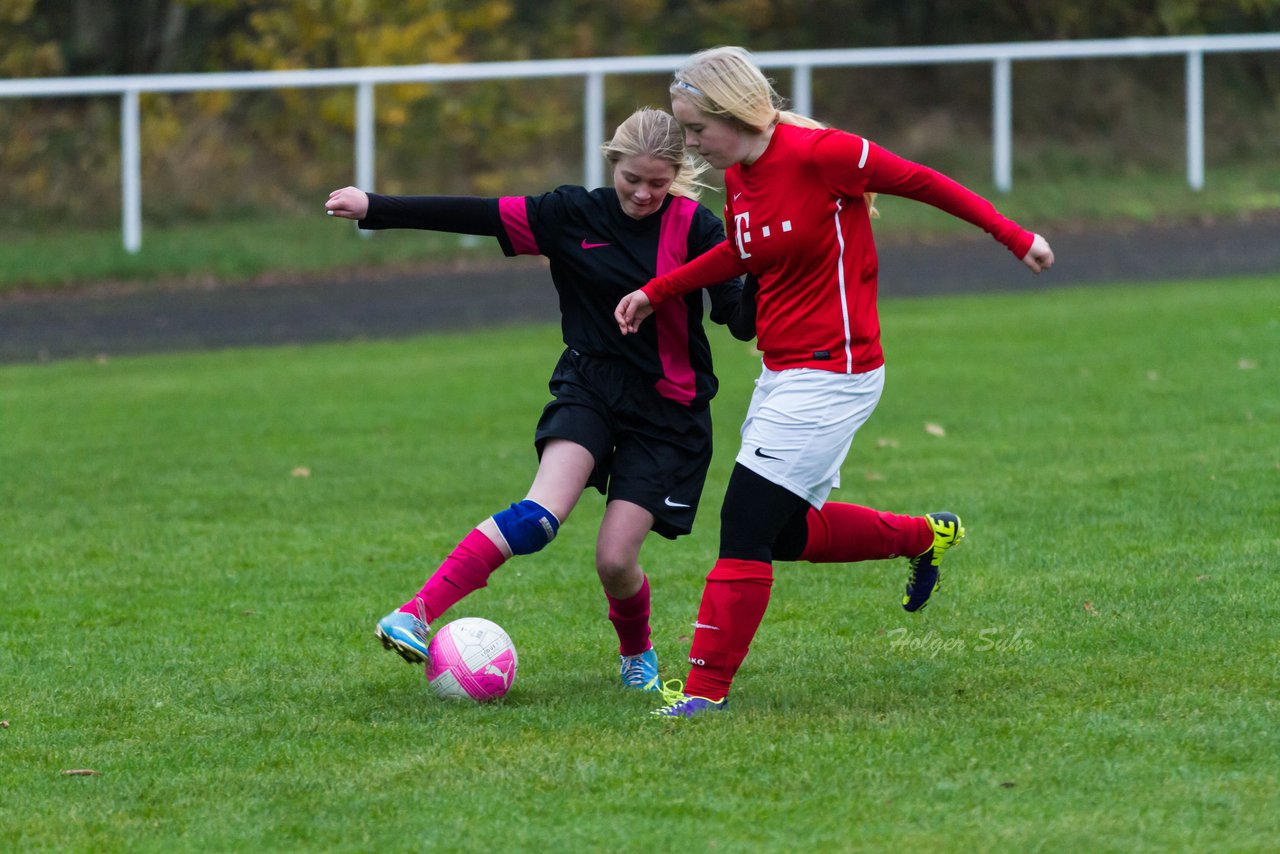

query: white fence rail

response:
[3,33,1279,253]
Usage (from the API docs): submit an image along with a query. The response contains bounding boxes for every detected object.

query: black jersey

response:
[362,187,748,408]
[490,186,742,407]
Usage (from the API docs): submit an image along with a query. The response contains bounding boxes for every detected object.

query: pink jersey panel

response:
[498,196,539,255]
[652,196,698,405]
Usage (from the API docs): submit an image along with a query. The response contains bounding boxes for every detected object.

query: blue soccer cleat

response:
[375,606,431,664]
[903,511,966,612]
[619,648,660,691]
[650,680,728,718]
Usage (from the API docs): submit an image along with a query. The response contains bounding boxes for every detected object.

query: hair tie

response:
[673,79,705,97]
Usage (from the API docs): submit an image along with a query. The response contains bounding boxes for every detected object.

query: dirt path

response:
[2,215,1277,364]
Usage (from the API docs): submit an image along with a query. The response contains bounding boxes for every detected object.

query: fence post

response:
[993,56,1012,192]
[121,88,142,253]
[791,64,812,118]
[584,71,605,189]
[1186,49,1204,190]
[356,80,376,237]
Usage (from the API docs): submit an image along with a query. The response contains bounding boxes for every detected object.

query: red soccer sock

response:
[798,503,933,563]
[605,574,652,657]
[683,559,774,701]
[402,528,508,625]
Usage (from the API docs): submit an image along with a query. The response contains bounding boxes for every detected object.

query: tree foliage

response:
[2,1,1278,228]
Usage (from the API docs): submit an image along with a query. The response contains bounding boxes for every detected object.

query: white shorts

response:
[734,365,885,507]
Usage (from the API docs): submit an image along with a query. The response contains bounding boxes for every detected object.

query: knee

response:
[595,545,638,587]
[491,499,560,556]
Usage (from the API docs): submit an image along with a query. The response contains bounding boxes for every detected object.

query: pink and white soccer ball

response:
[426,617,518,702]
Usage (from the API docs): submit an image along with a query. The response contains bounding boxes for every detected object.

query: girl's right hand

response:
[614,290,654,335]
[325,186,370,220]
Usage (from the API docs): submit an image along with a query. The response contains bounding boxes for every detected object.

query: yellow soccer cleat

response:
[903,512,965,612]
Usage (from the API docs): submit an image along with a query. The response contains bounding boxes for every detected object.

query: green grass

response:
[0,215,497,294]
[3,164,1278,294]
[2,277,1278,851]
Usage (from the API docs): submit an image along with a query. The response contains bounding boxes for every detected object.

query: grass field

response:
[2,276,1277,851]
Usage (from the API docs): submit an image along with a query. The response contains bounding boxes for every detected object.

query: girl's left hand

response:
[1022,233,1054,274]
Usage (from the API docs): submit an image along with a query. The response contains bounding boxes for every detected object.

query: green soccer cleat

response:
[650,680,728,718]
[902,512,965,612]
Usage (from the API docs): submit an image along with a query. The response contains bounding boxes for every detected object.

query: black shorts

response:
[534,349,714,539]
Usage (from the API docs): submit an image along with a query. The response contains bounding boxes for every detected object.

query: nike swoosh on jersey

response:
[663,496,692,508]
[580,239,610,249]
[754,447,783,461]
[692,621,720,631]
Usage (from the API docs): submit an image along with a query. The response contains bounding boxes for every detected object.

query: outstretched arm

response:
[618,272,756,338]
[615,244,748,336]
[324,187,500,235]
[855,141,1040,261]
[614,241,747,335]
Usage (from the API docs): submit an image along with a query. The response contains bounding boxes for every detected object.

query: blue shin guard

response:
[491,499,560,555]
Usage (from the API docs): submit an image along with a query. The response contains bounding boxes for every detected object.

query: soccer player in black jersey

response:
[325,108,754,691]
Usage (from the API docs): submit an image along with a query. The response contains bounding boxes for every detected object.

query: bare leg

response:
[594,499,653,598]
[596,499,657,663]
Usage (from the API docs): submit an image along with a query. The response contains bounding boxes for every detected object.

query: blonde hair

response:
[671,46,877,216]
[601,107,710,202]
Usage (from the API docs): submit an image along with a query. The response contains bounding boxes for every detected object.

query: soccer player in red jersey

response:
[327,108,754,692]
[615,47,1055,717]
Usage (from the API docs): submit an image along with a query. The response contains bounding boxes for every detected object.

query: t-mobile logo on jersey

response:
[733,211,753,259]
[733,210,792,260]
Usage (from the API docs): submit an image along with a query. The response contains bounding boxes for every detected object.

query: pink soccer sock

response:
[606,574,652,657]
[798,503,933,563]
[683,558,774,701]
[401,528,507,625]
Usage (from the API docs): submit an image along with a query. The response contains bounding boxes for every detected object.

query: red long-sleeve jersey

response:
[642,123,1035,373]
